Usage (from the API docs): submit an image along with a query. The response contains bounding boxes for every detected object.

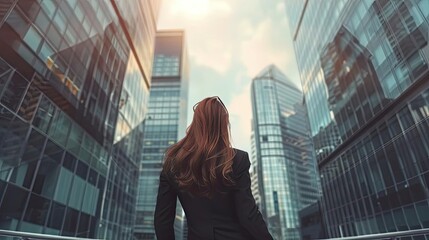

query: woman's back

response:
[155,149,273,240]
[153,97,273,240]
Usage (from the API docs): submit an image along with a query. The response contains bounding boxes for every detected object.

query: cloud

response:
[168,0,232,20]
[189,38,233,74]
[227,81,252,153]
[158,0,235,74]
[276,2,285,13]
[240,18,293,78]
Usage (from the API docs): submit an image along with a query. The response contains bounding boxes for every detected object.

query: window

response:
[53,168,73,204]
[416,201,429,227]
[381,72,398,98]
[33,140,63,197]
[39,42,54,62]
[47,202,65,230]
[393,209,408,231]
[82,182,99,215]
[410,3,424,26]
[76,161,88,180]
[373,45,386,66]
[68,173,86,210]
[48,111,71,146]
[385,144,405,183]
[88,169,98,186]
[11,131,45,187]
[33,96,55,133]
[24,27,42,52]
[0,107,29,181]
[398,106,414,130]
[74,4,84,22]
[417,0,429,18]
[23,193,50,225]
[0,72,29,112]
[383,211,396,232]
[77,212,90,237]
[6,9,29,37]
[53,9,67,34]
[46,25,61,49]
[62,207,79,235]
[63,152,77,172]
[34,10,50,33]
[40,0,57,18]
[0,184,29,221]
[408,51,427,79]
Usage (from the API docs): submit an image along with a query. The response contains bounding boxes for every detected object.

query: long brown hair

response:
[163,96,236,197]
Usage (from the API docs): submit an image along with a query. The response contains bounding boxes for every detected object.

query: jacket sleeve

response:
[154,170,177,240]
[233,152,273,240]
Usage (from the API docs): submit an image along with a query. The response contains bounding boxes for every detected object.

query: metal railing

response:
[0,229,103,240]
[324,228,429,240]
[2,228,429,240]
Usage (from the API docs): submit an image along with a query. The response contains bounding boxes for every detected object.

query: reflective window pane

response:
[47,202,65,230]
[23,27,42,52]
[1,72,29,112]
[33,140,62,198]
[0,184,29,224]
[62,207,79,236]
[23,193,50,226]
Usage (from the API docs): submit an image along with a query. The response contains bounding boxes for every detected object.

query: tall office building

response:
[286,0,429,237]
[134,30,189,240]
[250,132,261,207]
[0,0,160,239]
[251,65,319,240]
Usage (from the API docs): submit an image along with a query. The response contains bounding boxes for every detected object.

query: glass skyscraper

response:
[250,132,261,207]
[286,0,429,237]
[0,0,159,239]
[134,30,189,240]
[251,65,319,240]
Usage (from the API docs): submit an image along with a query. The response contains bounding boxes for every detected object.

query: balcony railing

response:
[1,228,429,240]
[324,228,429,240]
[0,229,103,240]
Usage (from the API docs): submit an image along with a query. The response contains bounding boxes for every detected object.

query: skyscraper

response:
[250,132,261,207]
[134,30,189,240]
[286,0,429,237]
[251,65,319,240]
[0,0,159,239]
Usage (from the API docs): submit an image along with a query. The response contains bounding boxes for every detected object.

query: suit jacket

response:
[154,149,273,240]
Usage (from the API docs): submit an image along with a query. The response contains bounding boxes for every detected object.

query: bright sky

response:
[158,0,301,153]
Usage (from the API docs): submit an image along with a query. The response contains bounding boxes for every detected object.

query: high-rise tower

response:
[251,65,319,240]
[134,30,189,240]
[286,0,429,237]
[0,1,160,239]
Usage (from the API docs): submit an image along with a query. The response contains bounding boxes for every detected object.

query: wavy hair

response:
[163,96,236,197]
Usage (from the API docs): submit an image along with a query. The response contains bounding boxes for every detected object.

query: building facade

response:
[134,30,189,240]
[251,65,319,240]
[286,0,429,237]
[0,0,159,239]
[299,201,326,240]
[250,132,261,207]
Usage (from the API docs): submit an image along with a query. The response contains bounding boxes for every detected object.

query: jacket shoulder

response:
[232,148,250,174]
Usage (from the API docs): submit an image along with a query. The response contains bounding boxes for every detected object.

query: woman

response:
[154,96,273,240]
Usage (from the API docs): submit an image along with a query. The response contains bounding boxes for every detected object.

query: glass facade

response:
[0,0,159,239]
[251,65,320,240]
[250,132,261,207]
[286,0,429,238]
[134,30,189,240]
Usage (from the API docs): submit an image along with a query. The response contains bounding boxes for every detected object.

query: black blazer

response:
[154,149,273,240]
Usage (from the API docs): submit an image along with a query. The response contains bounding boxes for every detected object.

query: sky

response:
[157,0,301,153]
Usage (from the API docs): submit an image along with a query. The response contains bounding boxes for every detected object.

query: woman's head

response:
[163,96,236,197]
[190,96,229,149]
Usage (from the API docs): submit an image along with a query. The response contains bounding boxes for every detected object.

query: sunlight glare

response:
[172,0,210,18]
